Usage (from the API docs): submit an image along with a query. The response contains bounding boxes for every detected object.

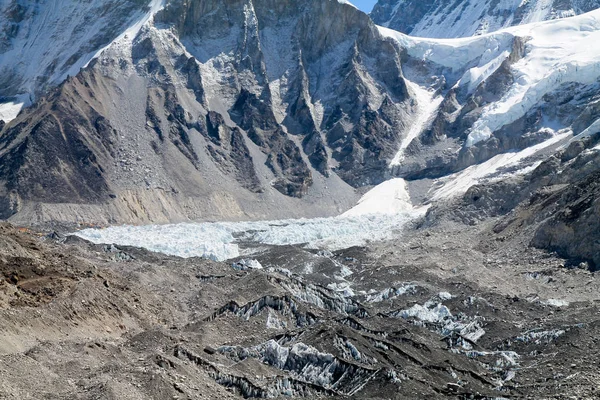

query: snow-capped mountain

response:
[371,0,600,38]
[2,5,600,396]
[0,0,155,121]
[384,9,600,182]
[0,0,599,226]
[0,0,413,224]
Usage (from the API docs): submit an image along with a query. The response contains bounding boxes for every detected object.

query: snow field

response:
[381,9,600,149]
[467,11,600,146]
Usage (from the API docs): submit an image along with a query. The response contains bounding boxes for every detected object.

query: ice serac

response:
[0,0,417,224]
[371,0,600,38]
[383,9,600,186]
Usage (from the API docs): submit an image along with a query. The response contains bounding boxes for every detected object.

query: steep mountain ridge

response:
[382,10,600,184]
[0,0,600,226]
[371,0,600,38]
[0,0,414,224]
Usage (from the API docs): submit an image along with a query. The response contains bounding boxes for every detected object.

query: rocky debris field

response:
[0,218,598,399]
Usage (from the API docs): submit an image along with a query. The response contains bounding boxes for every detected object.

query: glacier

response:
[75,175,429,262]
[73,124,565,261]
[381,9,600,149]
[74,209,425,261]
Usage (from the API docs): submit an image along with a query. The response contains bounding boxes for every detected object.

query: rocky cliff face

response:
[424,131,600,271]
[0,0,417,224]
[371,0,600,38]
[1,0,600,226]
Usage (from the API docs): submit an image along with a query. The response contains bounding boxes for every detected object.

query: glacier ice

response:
[232,259,263,270]
[398,303,452,323]
[380,9,600,149]
[364,284,417,303]
[74,209,423,261]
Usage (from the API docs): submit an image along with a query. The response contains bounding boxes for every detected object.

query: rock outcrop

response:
[0,0,416,224]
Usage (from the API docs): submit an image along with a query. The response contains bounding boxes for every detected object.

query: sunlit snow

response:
[380,9,600,148]
[342,178,428,217]
[0,95,30,122]
[389,82,443,166]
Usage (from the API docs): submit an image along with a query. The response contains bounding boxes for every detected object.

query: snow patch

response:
[0,94,31,123]
[342,178,428,217]
[430,130,572,200]
[542,298,570,307]
[390,81,443,166]
[88,0,165,63]
[232,259,263,271]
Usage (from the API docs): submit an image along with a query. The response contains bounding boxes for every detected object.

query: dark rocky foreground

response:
[0,212,599,399]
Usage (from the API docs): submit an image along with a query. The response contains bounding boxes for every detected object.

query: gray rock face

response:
[0,0,415,224]
[426,132,600,270]
[155,0,411,188]
[529,137,600,270]
[371,0,600,38]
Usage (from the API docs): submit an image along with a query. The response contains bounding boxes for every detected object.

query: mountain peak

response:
[371,0,600,38]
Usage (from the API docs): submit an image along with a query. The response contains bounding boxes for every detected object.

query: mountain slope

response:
[382,10,600,183]
[0,0,157,121]
[1,0,600,226]
[0,0,415,224]
[371,0,600,38]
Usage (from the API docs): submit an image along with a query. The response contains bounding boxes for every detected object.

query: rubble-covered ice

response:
[232,259,263,271]
[364,284,417,303]
[516,329,566,344]
[326,282,355,298]
[219,339,377,395]
[394,296,487,348]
